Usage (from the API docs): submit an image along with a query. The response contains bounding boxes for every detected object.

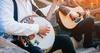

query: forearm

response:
[2,20,39,36]
[0,0,39,36]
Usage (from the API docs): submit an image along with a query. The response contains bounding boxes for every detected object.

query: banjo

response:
[19,15,55,50]
[12,0,56,51]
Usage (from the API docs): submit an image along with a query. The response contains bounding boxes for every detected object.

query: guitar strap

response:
[13,0,46,22]
[12,0,19,40]
[12,0,23,47]
[12,0,18,21]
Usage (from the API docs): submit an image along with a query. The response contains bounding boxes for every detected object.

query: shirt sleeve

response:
[0,0,39,36]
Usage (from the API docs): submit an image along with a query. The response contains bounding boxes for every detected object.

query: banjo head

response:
[21,16,55,50]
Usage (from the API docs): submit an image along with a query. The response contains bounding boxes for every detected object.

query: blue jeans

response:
[23,46,43,53]
[70,17,95,48]
[48,35,76,53]
[12,26,76,53]
[21,35,76,53]
[47,26,76,53]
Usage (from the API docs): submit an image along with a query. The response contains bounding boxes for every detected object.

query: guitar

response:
[57,6,100,29]
[19,15,55,50]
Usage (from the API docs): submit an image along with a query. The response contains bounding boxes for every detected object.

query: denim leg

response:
[48,36,76,53]
[24,46,43,53]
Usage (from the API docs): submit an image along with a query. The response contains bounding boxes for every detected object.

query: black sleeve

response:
[59,5,70,15]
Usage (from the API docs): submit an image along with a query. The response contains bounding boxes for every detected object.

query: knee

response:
[63,36,71,41]
[62,36,73,45]
[85,17,94,23]
[71,33,82,42]
[72,35,82,42]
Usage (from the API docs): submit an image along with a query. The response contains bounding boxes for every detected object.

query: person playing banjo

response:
[0,0,76,53]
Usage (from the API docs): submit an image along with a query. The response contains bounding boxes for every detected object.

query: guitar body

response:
[57,6,100,29]
[58,11,84,29]
[20,16,55,50]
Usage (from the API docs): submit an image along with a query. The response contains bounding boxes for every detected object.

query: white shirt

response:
[40,5,59,27]
[0,0,39,37]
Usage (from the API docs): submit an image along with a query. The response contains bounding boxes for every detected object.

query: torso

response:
[15,0,37,22]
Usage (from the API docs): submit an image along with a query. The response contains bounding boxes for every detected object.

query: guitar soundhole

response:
[69,13,81,23]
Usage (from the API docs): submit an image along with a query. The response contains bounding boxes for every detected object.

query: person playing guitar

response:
[57,0,98,48]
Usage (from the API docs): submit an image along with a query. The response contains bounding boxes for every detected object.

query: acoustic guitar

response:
[57,6,100,29]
